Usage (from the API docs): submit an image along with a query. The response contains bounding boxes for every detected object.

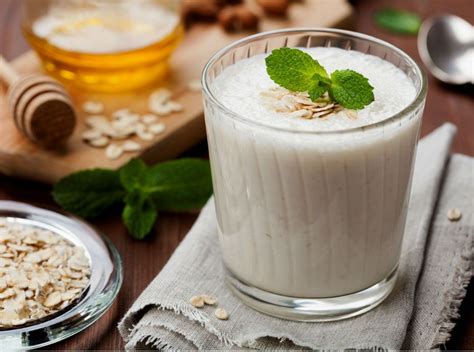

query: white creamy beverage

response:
[205,47,422,298]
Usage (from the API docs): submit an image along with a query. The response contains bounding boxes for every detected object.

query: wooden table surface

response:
[1,0,473,349]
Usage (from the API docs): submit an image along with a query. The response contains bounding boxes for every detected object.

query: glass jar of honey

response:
[21,0,183,93]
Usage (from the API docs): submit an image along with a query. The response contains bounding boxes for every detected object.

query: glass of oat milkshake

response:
[202,29,427,321]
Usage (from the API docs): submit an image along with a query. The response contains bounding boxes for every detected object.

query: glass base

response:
[226,266,398,322]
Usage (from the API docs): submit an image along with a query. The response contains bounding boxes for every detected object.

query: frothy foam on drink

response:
[211,47,417,132]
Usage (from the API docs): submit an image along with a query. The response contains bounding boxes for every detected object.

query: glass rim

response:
[201,28,427,136]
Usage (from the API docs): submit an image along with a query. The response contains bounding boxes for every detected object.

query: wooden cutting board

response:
[0,0,353,184]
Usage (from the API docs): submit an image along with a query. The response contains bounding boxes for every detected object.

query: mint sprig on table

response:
[52,158,213,239]
[265,48,375,110]
[375,8,421,35]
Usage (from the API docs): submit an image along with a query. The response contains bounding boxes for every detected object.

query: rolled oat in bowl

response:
[0,219,91,328]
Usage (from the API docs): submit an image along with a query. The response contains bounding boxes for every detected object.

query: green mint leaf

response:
[266,47,328,93]
[123,189,144,208]
[329,70,374,109]
[313,73,332,86]
[308,73,332,100]
[146,158,213,211]
[53,157,213,240]
[119,158,148,192]
[122,198,157,239]
[308,82,327,101]
[52,169,125,218]
[375,8,421,35]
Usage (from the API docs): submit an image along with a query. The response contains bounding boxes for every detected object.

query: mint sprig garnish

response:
[265,48,374,109]
[52,158,213,239]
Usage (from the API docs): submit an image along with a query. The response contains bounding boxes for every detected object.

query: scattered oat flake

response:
[447,208,462,221]
[136,130,154,141]
[214,308,229,320]
[114,113,139,126]
[149,103,173,116]
[105,144,123,159]
[142,114,159,125]
[82,101,104,114]
[167,101,183,112]
[112,108,132,120]
[82,87,183,154]
[122,140,141,152]
[190,296,205,308]
[107,128,131,140]
[89,136,110,148]
[85,116,109,130]
[150,88,172,105]
[81,129,103,141]
[148,123,166,135]
[202,295,217,305]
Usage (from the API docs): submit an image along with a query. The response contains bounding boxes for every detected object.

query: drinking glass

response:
[202,28,427,321]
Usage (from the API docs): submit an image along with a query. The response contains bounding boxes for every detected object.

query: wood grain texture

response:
[0,0,473,349]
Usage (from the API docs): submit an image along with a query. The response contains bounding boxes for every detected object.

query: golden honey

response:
[23,1,183,93]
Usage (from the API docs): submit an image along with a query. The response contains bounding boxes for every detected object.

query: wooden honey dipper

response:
[0,56,76,147]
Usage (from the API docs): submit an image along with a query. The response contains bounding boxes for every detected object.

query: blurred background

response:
[0,0,472,349]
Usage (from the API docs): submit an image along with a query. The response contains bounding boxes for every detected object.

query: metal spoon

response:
[418,14,474,84]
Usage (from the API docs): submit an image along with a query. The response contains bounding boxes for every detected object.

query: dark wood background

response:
[1,0,473,349]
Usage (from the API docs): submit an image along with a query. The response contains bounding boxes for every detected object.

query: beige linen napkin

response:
[119,123,473,350]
